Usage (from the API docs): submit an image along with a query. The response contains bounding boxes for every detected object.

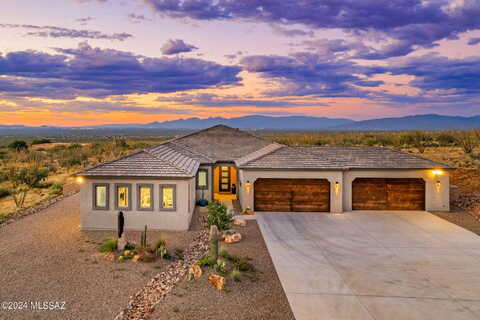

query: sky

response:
[0,0,479,126]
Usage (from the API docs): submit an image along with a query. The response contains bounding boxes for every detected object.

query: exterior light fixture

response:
[432,169,444,176]
[245,180,252,195]
[435,180,441,192]
[76,176,84,184]
[334,181,340,195]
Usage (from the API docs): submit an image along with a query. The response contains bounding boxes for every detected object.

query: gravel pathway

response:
[0,194,196,320]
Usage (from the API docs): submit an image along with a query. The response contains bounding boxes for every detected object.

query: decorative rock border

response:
[114,230,209,320]
[0,183,80,228]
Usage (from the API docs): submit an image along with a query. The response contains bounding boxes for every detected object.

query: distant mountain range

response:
[1,114,480,134]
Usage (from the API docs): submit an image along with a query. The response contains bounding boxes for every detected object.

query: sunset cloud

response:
[0,42,242,99]
[161,39,198,55]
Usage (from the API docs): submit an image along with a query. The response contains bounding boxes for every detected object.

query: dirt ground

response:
[0,194,200,320]
[151,218,295,320]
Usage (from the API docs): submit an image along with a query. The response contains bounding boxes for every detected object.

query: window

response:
[93,183,109,210]
[196,168,208,189]
[137,184,154,211]
[160,184,176,211]
[115,183,132,210]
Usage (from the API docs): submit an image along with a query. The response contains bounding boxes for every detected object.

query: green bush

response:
[59,154,87,168]
[230,269,242,282]
[49,183,63,196]
[437,133,457,146]
[98,238,118,253]
[31,138,51,145]
[197,256,217,267]
[206,201,233,231]
[174,248,184,260]
[8,140,28,152]
[68,143,82,150]
[0,187,11,199]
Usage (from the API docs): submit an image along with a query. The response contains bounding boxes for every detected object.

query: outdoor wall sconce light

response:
[245,180,252,195]
[435,180,441,192]
[76,176,84,184]
[334,181,340,195]
[432,169,444,177]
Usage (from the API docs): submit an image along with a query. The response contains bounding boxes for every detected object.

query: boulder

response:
[243,208,254,215]
[188,264,202,280]
[233,219,247,227]
[103,252,115,262]
[223,230,242,243]
[208,274,226,290]
[132,255,141,262]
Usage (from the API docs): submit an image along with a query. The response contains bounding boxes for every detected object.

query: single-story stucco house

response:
[76,125,451,231]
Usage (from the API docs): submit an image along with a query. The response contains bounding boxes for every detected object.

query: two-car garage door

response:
[254,178,330,212]
[253,177,426,212]
[352,178,425,210]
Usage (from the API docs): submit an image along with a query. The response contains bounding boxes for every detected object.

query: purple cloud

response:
[0,42,241,99]
[143,0,480,58]
[0,23,131,41]
[468,37,480,45]
[161,39,198,55]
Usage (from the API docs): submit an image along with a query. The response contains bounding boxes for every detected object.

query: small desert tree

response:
[6,165,49,208]
[8,140,28,152]
[457,131,477,154]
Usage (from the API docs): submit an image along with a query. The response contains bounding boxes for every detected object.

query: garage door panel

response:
[254,178,330,212]
[352,178,425,211]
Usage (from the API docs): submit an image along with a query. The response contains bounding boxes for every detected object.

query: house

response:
[77,125,451,231]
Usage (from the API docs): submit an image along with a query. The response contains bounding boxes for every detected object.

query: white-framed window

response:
[115,183,132,211]
[137,184,154,211]
[197,168,208,189]
[93,183,109,210]
[160,184,176,211]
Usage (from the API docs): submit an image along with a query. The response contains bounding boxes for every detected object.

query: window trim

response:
[137,183,154,211]
[92,183,110,210]
[196,168,209,190]
[159,184,176,211]
[115,183,132,211]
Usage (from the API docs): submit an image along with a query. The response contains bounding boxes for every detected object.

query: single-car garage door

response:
[352,178,425,210]
[254,178,330,212]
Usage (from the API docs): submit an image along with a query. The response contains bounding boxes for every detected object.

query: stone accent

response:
[208,275,226,290]
[233,219,247,227]
[223,230,242,243]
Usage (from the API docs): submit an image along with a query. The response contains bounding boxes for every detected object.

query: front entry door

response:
[219,166,231,192]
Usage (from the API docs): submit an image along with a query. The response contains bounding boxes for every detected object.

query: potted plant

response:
[197,188,209,207]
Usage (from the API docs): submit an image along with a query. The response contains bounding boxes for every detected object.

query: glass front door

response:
[219,166,231,192]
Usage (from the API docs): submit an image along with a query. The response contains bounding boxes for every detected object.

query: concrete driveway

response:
[256,211,480,320]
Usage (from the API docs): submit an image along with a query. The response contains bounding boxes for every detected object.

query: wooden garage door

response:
[254,178,330,212]
[352,178,425,210]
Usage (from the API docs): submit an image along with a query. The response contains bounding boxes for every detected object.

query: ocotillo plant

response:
[140,225,147,247]
[209,225,219,262]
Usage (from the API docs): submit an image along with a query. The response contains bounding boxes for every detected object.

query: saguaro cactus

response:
[140,225,148,247]
[209,225,219,262]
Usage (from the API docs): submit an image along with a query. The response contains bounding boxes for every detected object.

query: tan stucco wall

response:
[80,177,195,231]
[343,169,450,212]
[238,170,343,213]
[239,168,450,213]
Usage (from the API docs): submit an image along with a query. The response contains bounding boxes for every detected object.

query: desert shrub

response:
[214,259,228,275]
[31,138,51,145]
[234,257,255,272]
[219,249,232,260]
[457,131,477,154]
[5,166,49,208]
[207,201,233,231]
[124,242,135,250]
[114,139,129,149]
[98,238,117,253]
[68,143,82,150]
[230,269,242,282]
[154,237,166,251]
[0,150,8,160]
[436,133,457,146]
[174,248,184,260]
[49,183,63,196]
[0,187,11,199]
[59,154,87,168]
[197,256,217,267]
[8,140,28,152]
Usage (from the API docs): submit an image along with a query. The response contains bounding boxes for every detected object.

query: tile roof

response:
[172,125,272,162]
[80,150,197,178]
[79,125,452,178]
[239,146,452,170]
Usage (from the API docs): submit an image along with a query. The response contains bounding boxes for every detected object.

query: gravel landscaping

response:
[0,194,200,320]
[150,219,295,320]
